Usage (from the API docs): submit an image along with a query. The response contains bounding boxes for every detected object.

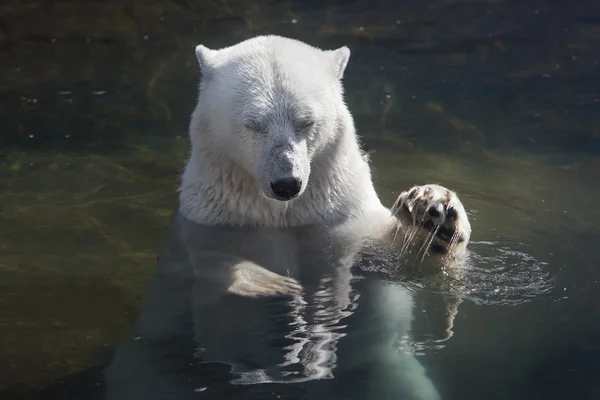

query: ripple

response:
[462,242,555,305]
[357,241,555,306]
[420,241,556,306]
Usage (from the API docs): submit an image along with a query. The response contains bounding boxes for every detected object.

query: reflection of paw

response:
[229,262,303,298]
[392,184,471,254]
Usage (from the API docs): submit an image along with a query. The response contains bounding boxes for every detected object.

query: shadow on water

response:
[1,0,600,399]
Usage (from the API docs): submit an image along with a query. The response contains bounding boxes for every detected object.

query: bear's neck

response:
[179,126,380,228]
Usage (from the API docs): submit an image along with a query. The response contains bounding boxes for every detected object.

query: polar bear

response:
[104,35,471,400]
[179,34,471,277]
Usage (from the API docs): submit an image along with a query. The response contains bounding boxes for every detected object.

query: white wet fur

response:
[105,35,473,400]
[180,36,387,228]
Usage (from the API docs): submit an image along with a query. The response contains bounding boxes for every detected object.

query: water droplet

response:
[193,348,206,358]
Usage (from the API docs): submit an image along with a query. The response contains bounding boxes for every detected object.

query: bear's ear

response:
[327,46,351,79]
[195,44,216,74]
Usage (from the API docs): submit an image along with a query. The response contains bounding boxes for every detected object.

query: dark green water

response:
[1,0,599,399]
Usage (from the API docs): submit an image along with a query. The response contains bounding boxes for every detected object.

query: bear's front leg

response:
[389,184,472,260]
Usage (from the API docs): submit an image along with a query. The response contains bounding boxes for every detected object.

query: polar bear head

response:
[191,35,351,202]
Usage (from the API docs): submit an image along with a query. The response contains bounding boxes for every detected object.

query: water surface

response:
[1,0,599,399]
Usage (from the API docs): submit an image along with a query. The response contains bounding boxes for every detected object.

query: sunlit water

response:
[1,0,600,399]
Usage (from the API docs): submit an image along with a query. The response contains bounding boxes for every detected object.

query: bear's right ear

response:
[195,44,216,74]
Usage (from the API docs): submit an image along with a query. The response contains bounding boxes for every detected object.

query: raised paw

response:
[391,184,471,256]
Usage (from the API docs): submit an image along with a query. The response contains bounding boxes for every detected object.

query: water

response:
[1,0,599,399]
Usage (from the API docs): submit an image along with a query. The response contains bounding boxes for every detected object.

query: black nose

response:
[271,177,302,200]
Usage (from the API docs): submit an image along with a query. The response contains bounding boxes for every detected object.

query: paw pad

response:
[428,208,441,218]
[393,184,468,251]
[446,207,457,221]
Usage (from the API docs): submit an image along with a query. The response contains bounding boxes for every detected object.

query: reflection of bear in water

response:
[104,36,472,400]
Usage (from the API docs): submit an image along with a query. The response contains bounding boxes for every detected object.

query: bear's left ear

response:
[195,44,217,75]
[327,46,351,79]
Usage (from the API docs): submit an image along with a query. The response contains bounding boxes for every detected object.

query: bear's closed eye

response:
[244,121,266,133]
[296,120,315,131]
